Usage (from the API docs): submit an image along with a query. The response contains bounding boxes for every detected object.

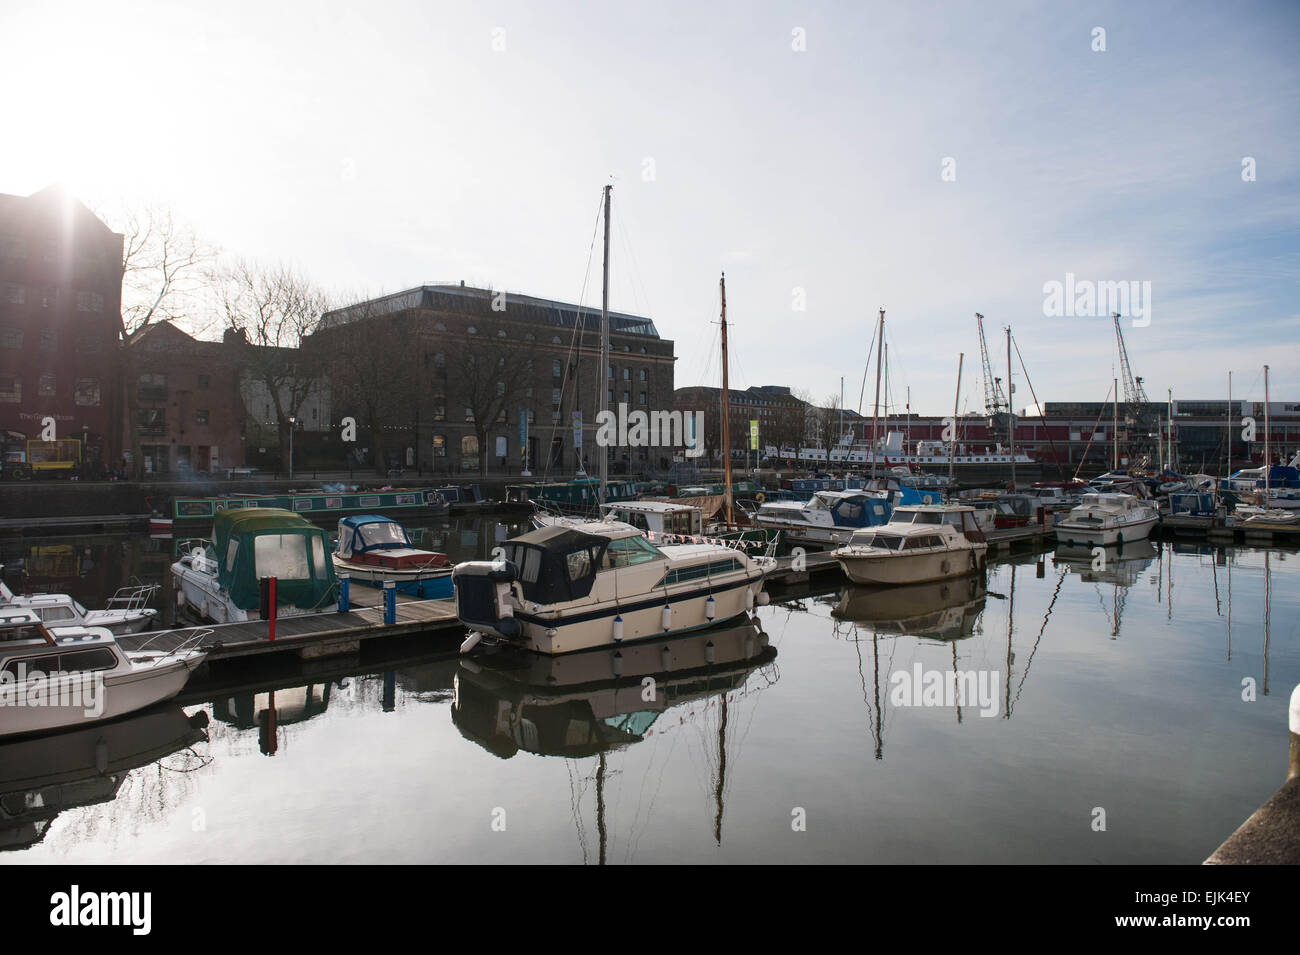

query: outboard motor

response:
[452,559,521,640]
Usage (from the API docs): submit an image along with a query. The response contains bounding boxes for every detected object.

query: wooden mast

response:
[720,273,733,526]
[599,185,611,506]
[870,308,885,479]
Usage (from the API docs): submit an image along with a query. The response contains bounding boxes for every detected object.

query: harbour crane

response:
[1111,312,1159,468]
[976,313,1010,441]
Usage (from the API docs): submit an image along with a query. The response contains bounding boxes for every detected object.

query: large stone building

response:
[314,284,675,474]
[0,185,124,472]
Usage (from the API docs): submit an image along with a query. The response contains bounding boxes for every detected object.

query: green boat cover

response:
[211,508,336,611]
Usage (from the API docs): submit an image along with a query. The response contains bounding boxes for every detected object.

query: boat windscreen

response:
[358,522,410,549]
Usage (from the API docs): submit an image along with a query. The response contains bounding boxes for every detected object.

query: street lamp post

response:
[288,416,296,480]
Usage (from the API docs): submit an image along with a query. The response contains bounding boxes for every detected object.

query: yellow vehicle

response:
[25,438,82,476]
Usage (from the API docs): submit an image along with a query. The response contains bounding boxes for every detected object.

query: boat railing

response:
[127,627,214,665]
[104,582,161,612]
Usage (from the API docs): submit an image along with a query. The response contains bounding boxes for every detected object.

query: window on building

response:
[433,394,446,421]
[622,368,630,380]
[639,391,647,406]
[0,235,25,260]
[461,434,479,470]
[40,286,56,308]
[196,409,210,425]
[552,336,561,344]
[0,375,20,403]
[0,327,21,349]
[198,375,210,389]
[2,282,23,304]
[138,373,167,400]
[639,368,647,381]
[526,409,535,424]
[138,407,166,435]
[37,374,55,396]
[434,351,445,368]
[552,387,561,405]
[38,329,56,351]
[435,321,447,331]
[465,407,474,422]
[553,359,561,377]
[496,380,505,396]
[75,334,102,353]
[75,378,101,407]
[608,365,614,379]
[622,391,630,403]
[467,326,477,335]
[497,329,506,338]
[433,434,446,457]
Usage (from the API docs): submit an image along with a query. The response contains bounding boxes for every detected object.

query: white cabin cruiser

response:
[453,521,774,655]
[0,572,157,635]
[0,609,206,739]
[1055,492,1159,547]
[832,505,988,586]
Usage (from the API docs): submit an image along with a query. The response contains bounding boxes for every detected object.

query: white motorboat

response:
[752,490,894,547]
[0,573,158,635]
[0,609,207,739]
[1055,492,1159,547]
[453,521,774,655]
[832,505,988,586]
[1235,506,1300,527]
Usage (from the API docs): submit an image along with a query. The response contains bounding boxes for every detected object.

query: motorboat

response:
[171,508,336,624]
[0,577,158,635]
[831,575,987,641]
[751,489,896,547]
[451,620,774,758]
[1235,506,1300,527]
[332,515,453,599]
[0,609,207,739]
[533,500,780,554]
[453,521,774,655]
[832,505,988,586]
[1055,492,1159,547]
[0,704,208,851]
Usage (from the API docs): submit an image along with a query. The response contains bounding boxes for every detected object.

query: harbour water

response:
[1,520,1296,863]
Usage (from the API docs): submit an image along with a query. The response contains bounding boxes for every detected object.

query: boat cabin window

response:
[665,511,700,534]
[1,646,118,676]
[311,536,328,579]
[565,548,593,580]
[520,547,543,584]
[869,534,906,551]
[226,538,239,572]
[0,623,46,644]
[254,534,311,580]
[904,535,944,550]
[605,535,663,568]
[35,606,76,623]
[357,522,409,549]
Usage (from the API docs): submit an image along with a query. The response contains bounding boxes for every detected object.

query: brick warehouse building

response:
[313,284,675,475]
[123,321,248,475]
[0,185,124,472]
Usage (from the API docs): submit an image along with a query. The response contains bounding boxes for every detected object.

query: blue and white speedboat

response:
[751,484,932,547]
[332,515,454,599]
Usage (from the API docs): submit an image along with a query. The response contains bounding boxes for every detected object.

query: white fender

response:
[613,614,624,642]
[661,605,672,631]
[459,631,483,654]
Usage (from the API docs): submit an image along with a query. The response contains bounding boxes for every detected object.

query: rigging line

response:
[856,316,880,417]
[1011,567,1066,712]
[1072,380,1116,482]
[1011,334,1068,481]
[614,205,655,322]
[540,190,604,482]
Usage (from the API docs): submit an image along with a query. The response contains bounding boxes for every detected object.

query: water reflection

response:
[0,705,210,852]
[831,575,987,641]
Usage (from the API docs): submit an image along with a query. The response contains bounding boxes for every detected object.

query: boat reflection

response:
[451,618,777,759]
[831,574,988,642]
[0,705,209,852]
[1052,538,1157,585]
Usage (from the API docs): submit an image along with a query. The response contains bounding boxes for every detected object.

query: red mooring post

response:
[260,575,278,641]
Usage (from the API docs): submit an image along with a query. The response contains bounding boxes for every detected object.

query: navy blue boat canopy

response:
[337,515,412,556]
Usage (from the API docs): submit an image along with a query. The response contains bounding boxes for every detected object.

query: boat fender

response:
[459,631,483,654]
[705,596,716,620]
[756,590,770,606]
[661,605,672,631]
[613,614,624,642]
[745,588,755,610]
[941,559,951,575]
[754,492,766,504]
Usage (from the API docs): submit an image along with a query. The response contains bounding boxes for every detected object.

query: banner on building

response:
[749,420,759,450]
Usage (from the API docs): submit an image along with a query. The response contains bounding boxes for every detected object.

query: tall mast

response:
[870,308,885,479]
[1264,364,1271,498]
[1007,326,1015,489]
[720,273,733,526]
[948,353,963,487]
[599,185,611,506]
[1226,371,1232,478]
[1167,388,1174,471]
[1113,378,1119,471]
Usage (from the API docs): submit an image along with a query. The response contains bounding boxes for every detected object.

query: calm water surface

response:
[2,520,1297,863]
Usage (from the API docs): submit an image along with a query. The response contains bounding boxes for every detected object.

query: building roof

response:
[319,284,659,338]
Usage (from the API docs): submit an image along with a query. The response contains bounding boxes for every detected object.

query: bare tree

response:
[446,318,537,476]
[817,393,842,464]
[104,205,215,478]
[217,260,331,475]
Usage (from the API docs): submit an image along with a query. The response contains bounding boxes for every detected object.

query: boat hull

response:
[332,557,454,599]
[0,655,203,739]
[1055,514,1158,547]
[836,546,987,586]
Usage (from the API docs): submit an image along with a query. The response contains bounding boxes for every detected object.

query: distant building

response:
[315,284,675,473]
[0,185,124,471]
[124,321,247,475]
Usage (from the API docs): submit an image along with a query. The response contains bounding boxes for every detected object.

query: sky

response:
[3,0,1297,415]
